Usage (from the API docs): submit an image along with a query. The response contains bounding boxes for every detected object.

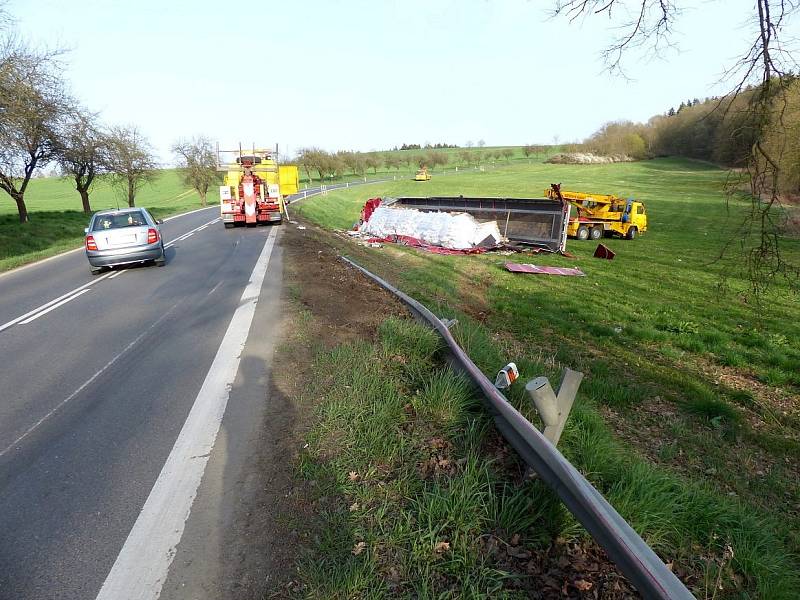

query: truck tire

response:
[626,227,637,240]
[577,226,589,240]
[590,227,602,240]
[224,222,234,229]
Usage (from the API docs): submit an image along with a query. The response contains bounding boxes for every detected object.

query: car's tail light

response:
[85,235,98,251]
[147,228,159,244]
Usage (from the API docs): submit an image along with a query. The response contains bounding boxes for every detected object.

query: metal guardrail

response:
[340,256,694,600]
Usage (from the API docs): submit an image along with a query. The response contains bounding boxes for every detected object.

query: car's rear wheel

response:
[89,266,103,276]
[224,222,234,229]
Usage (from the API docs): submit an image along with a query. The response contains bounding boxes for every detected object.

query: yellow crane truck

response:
[546,184,647,240]
[217,144,299,228]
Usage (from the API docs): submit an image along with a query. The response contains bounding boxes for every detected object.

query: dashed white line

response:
[0,302,183,459]
[163,217,218,249]
[108,270,126,280]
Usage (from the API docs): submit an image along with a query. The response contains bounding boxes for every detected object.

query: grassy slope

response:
[293,157,800,597]
[0,170,207,272]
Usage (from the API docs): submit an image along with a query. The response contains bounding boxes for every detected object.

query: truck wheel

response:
[626,227,637,240]
[590,227,602,240]
[577,226,589,240]
[224,222,234,229]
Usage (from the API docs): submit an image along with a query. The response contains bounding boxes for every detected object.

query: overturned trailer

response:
[383,196,570,252]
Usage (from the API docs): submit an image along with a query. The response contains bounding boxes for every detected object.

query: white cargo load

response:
[360,206,502,250]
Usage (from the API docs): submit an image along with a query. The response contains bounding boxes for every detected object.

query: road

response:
[0,205,284,600]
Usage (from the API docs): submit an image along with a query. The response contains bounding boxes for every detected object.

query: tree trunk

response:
[199,190,207,206]
[127,179,135,207]
[13,192,29,223]
[79,188,92,214]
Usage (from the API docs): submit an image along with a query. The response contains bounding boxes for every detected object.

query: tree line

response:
[581,77,800,194]
[291,147,517,182]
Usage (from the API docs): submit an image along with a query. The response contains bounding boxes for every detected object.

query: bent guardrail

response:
[340,256,694,600]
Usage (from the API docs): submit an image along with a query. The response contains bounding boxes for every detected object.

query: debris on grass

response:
[505,262,586,276]
[593,243,616,259]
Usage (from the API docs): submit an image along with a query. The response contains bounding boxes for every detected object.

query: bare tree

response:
[0,38,70,222]
[553,0,800,293]
[172,136,217,206]
[58,110,107,214]
[105,126,158,207]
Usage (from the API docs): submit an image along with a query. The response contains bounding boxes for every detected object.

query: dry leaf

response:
[348,471,359,481]
[434,541,451,554]
[510,533,521,546]
[574,579,593,591]
[352,541,367,556]
[349,502,360,512]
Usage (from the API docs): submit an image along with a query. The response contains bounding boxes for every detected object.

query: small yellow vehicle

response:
[414,167,432,181]
[546,185,648,240]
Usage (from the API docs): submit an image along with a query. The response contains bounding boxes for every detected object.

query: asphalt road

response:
[0,205,284,600]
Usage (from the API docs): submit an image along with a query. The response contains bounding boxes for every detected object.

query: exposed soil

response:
[251,222,405,598]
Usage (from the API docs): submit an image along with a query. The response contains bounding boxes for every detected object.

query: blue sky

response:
[8,0,784,163]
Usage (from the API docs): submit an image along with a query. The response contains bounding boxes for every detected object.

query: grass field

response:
[0,170,207,272]
[292,157,800,597]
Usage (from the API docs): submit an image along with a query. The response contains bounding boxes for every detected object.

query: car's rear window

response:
[93,211,147,231]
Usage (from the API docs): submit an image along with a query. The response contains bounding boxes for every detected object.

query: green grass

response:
[0,170,210,272]
[292,156,800,596]
[295,315,800,597]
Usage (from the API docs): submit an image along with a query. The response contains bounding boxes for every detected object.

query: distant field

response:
[293,157,800,596]
[0,170,207,272]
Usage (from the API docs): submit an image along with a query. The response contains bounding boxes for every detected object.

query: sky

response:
[7,0,794,164]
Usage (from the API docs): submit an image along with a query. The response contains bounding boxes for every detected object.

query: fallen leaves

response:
[352,541,367,556]
[433,541,451,554]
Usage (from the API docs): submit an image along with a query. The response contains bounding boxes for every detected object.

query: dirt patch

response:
[282,224,407,348]
[251,223,405,598]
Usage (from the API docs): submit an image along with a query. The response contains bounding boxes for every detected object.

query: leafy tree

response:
[364,153,381,174]
[172,136,218,206]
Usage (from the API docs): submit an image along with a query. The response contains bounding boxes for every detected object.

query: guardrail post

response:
[525,368,583,446]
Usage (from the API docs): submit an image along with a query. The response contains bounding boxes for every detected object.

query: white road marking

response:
[0,301,184,459]
[163,217,218,249]
[0,272,113,333]
[96,226,279,600]
[0,206,217,281]
[18,289,91,324]
[1,216,220,332]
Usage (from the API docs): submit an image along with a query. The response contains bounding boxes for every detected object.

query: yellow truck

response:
[217,145,299,228]
[545,185,647,240]
[414,167,432,181]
